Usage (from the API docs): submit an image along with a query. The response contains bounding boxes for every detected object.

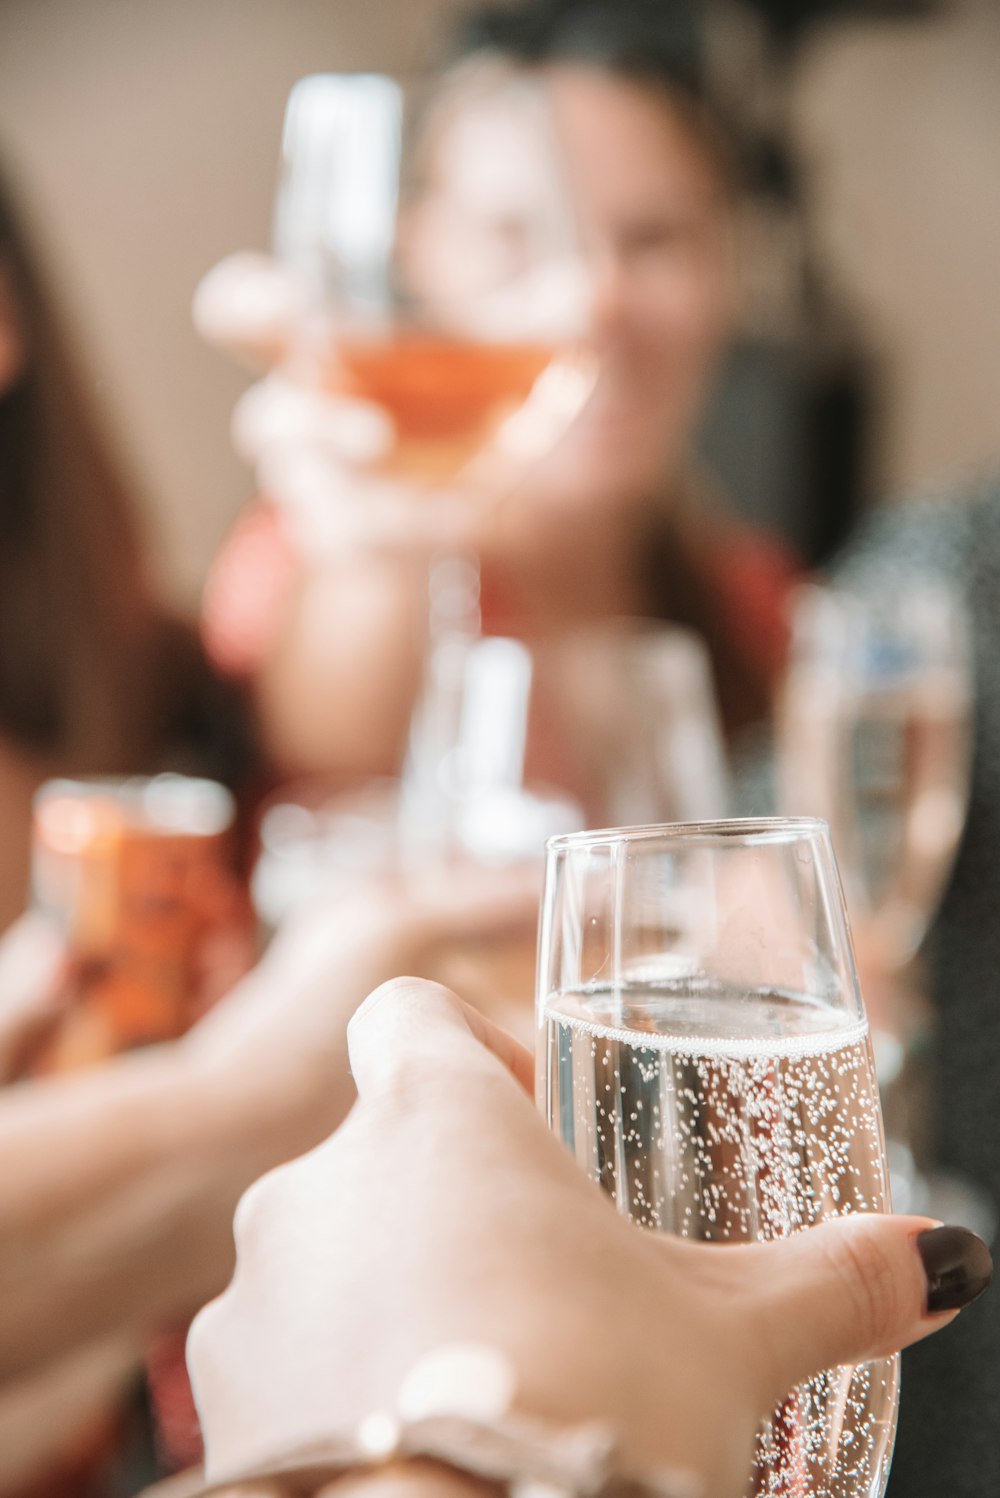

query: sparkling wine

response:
[541,981,898,1498]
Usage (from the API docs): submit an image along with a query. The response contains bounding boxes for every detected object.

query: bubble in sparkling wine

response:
[542,982,899,1498]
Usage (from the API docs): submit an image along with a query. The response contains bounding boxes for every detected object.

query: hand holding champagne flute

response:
[185,964,990,1498]
[266,65,591,522]
[538,819,902,1497]
[197,63,596,812]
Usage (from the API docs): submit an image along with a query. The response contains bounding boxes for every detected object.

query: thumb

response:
[192,252,305,365]
[739,1215,992,1406]
[347,976,534,1100]
[0,911,67,1022]
[0,911,69,1079]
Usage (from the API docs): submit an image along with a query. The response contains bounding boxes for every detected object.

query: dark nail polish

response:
[917,1225,993,1314]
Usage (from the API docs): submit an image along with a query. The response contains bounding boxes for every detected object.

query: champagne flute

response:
[777,580,972,972]
[775,579,988,1226]
[537,818,898,1498]
[541,623,731,827]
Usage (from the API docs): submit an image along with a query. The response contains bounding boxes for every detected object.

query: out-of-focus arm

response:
[0,1016,295,1383]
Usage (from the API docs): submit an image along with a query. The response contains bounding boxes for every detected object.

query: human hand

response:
[183,863,539,1149]
[0,912,68,1080]
[194,253,591,565]
[0,887,255,1078]
[194,254,479,560]
[188,977,991,1497]
[192,252,308,373]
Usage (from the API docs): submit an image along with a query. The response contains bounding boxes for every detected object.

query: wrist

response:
[153,1031,276,1165]
[329,1459,496,1498]
[180,901,422,1155]
[179,981,326,1160]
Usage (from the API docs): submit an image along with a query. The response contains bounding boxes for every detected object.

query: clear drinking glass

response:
[274,66,588,493]
[537,818,898,1498]
[401,621,728,849]
[776,579,987,1230]
[274,67,592,831]
[778,580,972,970]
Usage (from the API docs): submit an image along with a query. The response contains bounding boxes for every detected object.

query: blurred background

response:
[0,0,997,606]
[2,6,999,1496]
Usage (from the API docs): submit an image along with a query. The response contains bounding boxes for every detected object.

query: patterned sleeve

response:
[730,471,998,817]
[829,471,994,594]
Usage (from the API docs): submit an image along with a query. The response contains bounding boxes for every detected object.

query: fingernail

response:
[917,1225,993,1314]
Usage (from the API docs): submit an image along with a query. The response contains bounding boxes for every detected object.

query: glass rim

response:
[33,773,235,836]
[545,816,830,854]
[34,772,233,802]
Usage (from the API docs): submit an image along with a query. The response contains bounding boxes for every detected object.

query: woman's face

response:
[544,65,735,502]
[409,63,736,510]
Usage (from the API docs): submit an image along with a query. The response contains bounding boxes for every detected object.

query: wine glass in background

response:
[252,769,580,1047]
[249,616,731,1038]
[399,625,583,858]
[776,578,990,1232]
[400,617,730,858]
[537,818,898,1498]
[540,622,730,828]
[255,60,599,1036]
[272,67,593,831]
[778,579,972,972]
[273,66,589,493]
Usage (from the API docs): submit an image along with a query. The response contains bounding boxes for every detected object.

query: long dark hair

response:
[455,0,736,185]
[459,0,703,86]
[0,162,161,761]
[0,161,251,778]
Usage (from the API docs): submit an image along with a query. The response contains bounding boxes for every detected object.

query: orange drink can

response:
[31,774,247,1071]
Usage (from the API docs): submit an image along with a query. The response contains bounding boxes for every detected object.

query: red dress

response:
[202,499,799,718]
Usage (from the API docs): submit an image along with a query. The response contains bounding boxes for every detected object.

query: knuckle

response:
[210,1487,283,1497]
[349,975,418,1027]
[185,1291,229,1386]
[232,1148,331,1260]
[347,975,450,1041]
[826,1221,905,1350]
[231,1171,277,1257]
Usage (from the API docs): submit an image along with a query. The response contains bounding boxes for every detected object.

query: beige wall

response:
[794,0,1000,497]
[0,0,468,604]
[0,1,997,608]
